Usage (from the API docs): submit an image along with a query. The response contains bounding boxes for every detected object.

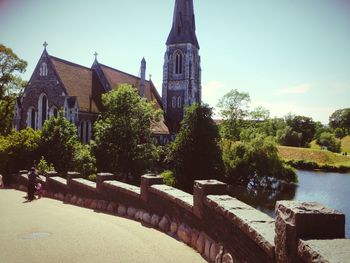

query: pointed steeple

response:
[166,0,199,49]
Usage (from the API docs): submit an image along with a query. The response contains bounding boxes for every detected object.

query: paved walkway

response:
[0,189,205,263]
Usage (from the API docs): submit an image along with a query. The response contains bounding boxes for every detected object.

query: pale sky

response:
[1,0,349,124]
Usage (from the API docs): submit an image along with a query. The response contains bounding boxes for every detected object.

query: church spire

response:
[166,0,199,49]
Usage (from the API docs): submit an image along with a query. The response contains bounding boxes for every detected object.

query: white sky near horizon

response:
[1,0,349,124]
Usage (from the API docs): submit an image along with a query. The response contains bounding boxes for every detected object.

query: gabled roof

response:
[99,64,163,109]
[49,56,99,113]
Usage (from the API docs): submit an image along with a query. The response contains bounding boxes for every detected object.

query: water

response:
[230,170,350,238]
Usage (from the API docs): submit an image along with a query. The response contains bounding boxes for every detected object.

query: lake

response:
[230,170,350,238]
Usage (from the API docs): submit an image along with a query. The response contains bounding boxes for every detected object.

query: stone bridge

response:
[8,171,350,263]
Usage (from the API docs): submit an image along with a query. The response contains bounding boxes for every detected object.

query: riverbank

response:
[278,145,350,173]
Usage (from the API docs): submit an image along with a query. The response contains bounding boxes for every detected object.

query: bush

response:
[40,114,80,173]
[73,143,96,177]
[36,156,55,175]
[316,132,341,153]
[160,170,176,187]
[222,135,297,189]
[0,128,41,176]
[334,128,345,139]
[276,126,302,147]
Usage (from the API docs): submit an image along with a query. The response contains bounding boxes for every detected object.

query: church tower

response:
[162,0,201,132]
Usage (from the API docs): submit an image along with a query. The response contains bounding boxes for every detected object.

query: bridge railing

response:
[11,170,349,263]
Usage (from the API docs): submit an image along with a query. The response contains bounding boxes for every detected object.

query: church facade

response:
[13,0,201,141]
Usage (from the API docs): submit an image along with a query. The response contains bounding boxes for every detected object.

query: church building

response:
[13,0,201,141]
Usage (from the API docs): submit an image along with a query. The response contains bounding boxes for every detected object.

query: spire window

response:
[174,51,183,75]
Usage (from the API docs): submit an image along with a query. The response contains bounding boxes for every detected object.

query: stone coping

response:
[103,180,140,198]
[48,176,67,186]
[150,185,193,212]
[298,239,350,263]
[20,173,46,182]
[205,195,275,259]
[71,178,97,190]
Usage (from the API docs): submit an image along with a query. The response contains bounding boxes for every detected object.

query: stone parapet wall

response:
[11,171,349,263]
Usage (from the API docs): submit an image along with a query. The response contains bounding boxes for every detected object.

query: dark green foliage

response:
[276,126,303,147]
[167,104,224,193]
[94,84,161,180]
[160,170,176,187]
[40,114,80,173]
[329,108,350,134]
[73,144,96,177]
[222,135,297,190]
[0,128,41,181]
[334,128,345,139]
[0,44,27,135]
[36,156,55,175]
[285,114,316,147]
[316,132,341,153]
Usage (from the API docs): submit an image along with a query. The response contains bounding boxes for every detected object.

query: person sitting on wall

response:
[27,167,39,201]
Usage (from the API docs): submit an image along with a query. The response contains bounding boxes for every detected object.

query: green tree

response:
[276,126,303,147]
[316,132,341,153]
[222,135,297,189]
[217,89,250,140]
[40,114,80,173]
[94,84,161,180]
[167,104,224,192]
[329,108,350,134]
[285,114,316,147]
[0,128,41,179]
[0,44,28,135]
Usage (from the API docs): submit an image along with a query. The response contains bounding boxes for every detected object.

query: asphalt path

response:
[0,189,205,263]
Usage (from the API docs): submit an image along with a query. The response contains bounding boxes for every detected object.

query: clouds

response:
[274,83,312,95]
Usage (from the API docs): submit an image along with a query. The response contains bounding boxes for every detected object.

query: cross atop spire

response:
[166,0,199,49]
[94,52,98,61]
[43,41,48,49]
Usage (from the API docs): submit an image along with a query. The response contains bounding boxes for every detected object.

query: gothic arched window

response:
[172,96,177,108]
[50,106,58,118]
[27,107,36,129]
[174,51,183,75]
[177,97,182,108]
[39,62,48,76]
[38,93,48,129]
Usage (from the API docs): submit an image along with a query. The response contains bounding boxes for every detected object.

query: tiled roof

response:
[49,56,99,113]
[99,64,163,109]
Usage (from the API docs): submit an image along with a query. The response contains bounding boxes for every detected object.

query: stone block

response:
[190,229,199,249]
[204,238,213,260]
[170,221,178,234]
[193,180,227,219]
[196,232,206,254]
[275,201,345,263]
[140,174,163,202]
[127,207,137,218]
[222,253,233,263]
[209,242,220,262]
[142,212,151,224]
[177,224,192,244]
[158,215,170,232]
[117,204,126,216]
[90,200,97,210]
[150,214,160,227]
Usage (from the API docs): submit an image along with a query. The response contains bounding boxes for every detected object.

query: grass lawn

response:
[341,135,350,153]
[278,145,350,168]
